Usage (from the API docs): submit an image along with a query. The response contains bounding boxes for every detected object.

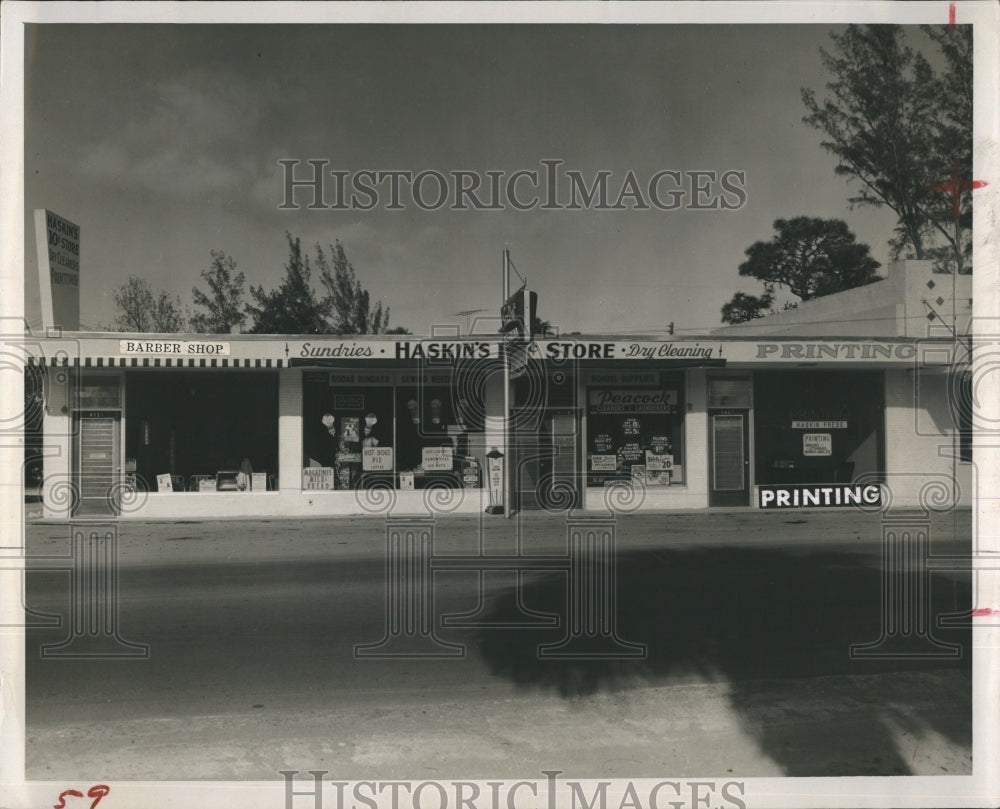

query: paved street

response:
[23,509,973,781]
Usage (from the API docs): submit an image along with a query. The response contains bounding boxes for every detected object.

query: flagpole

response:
[502,248,512,518]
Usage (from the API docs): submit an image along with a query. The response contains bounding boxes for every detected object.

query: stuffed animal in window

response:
[363,412,380,447]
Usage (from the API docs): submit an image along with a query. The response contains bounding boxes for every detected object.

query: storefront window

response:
[708,378,752,409]
[76,376,122,409]
[303,372,394,490]
[125,372,278,492]
[586,373,685,487]
[302,371,484,491]
[753,371,885,485]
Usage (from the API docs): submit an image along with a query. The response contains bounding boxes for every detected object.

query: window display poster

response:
[586,382,683,486]
[363,446,393,471]
[156,473,172,492]
[592,433,614,453]
[334,415,362,489]
[617,442,643,465]
[399,471,414,490]
[341,417,360,443]
[649,435,671,454]
[645,450,673,471]
[591,454,617,471]
[334,394,365,411]
[251,472,268,491]
[803,433,833,456]
[422,446,453,471]
[303,467,334,490]
[631,464,646,485]
[336,462,359,490]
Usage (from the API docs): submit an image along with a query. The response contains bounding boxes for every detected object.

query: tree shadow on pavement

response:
[471,545,971,776]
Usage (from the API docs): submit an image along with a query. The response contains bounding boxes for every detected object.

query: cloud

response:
[75,67,284,198]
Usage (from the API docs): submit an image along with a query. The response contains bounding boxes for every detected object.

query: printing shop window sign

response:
[587,383,684,487]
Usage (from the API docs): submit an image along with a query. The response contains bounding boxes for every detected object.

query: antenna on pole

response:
[502,247,510,305]
[452,309,487,336]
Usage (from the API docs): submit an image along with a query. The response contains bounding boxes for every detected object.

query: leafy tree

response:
[316,240,390,334]
[111,276,186,332]
[532,317,552,337]
[721,289,776,325]
[720,217,880,324]
[384,326,412,335]
[242,234,400,334]
[245,234,331,334]
[190,250,247,334]
[801,24,973,272]
[920,23,974,270]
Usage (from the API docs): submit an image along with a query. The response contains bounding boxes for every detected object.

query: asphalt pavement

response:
[22,507,974,781]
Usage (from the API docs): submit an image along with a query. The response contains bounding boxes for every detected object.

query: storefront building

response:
[27,326,971,520]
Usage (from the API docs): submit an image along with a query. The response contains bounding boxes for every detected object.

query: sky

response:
[22,20,929,336]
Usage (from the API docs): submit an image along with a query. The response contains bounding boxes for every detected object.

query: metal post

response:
[503,248,512,519]
[952,214,959,506]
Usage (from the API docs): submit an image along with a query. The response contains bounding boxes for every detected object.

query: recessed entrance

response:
[73,412,121,517]
[709,410,750,507]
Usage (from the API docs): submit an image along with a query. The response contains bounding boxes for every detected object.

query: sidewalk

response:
[24,505,975,568]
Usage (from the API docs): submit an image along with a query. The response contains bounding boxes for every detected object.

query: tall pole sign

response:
[33,209,81,331]
[501,249,511,518]
[500,285,537,380]
[497,248,541,517]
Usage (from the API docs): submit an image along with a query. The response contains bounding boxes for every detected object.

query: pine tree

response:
[245,234,331,334]
[190,250,247,334]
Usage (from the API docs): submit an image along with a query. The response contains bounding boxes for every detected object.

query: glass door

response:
[709,410,749,506]
[74,412,122,517]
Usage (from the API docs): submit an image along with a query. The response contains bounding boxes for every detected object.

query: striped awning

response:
[27,355,285,368]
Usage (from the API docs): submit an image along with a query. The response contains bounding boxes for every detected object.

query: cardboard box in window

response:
[251,472,268,491]
[647,469,671,486]
[216,471,239,491]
